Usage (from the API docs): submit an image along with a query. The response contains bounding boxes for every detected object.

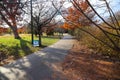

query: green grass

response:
[0,34,60,58]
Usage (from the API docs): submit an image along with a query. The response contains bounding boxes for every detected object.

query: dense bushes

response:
[73,27,120,58]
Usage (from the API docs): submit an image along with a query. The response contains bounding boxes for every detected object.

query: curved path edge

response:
[0,34,75,80]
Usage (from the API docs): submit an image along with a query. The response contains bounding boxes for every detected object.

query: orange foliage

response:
[61,22,75,30]
[0,27,8,34]
[62,0,93,30]
[17,26,27,33]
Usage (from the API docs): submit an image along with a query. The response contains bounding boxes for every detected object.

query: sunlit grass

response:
[0,34,60,58]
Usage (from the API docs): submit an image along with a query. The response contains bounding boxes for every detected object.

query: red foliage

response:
[0,27,8,34]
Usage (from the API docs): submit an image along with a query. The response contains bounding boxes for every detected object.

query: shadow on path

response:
[0,34,75,80]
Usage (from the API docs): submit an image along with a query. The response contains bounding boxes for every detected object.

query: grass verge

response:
[0,34,60,65]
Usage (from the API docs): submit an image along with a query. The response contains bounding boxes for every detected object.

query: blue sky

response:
[110,0,120,12]
[90,0,120,14]
[87,0,120,22]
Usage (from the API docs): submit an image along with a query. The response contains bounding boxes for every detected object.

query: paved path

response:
[0,34,75,80]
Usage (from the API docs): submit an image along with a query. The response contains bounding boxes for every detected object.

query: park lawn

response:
[0,34,60,58]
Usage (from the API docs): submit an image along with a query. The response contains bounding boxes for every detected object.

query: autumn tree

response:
[70,0,120,52]
[60,0,95,31]
[0,0,25,39]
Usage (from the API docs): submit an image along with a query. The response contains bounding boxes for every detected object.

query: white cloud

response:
[55,15,63,21]
[63,2,72,8]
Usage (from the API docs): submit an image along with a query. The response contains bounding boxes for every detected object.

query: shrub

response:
[73,27,120,58]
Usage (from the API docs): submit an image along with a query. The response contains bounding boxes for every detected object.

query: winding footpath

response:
[0,34,75,80]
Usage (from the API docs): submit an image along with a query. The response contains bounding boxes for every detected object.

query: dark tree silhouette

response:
[0,0,26,39]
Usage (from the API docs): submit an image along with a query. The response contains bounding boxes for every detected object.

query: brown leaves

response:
[62,41,120,80]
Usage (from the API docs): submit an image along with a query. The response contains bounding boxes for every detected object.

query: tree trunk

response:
[38,33,42,47]
[38,29,42,47]
[11,26,21,39]
[12,18,21,39]
[38,27,42,46]
[0,12,21,39]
